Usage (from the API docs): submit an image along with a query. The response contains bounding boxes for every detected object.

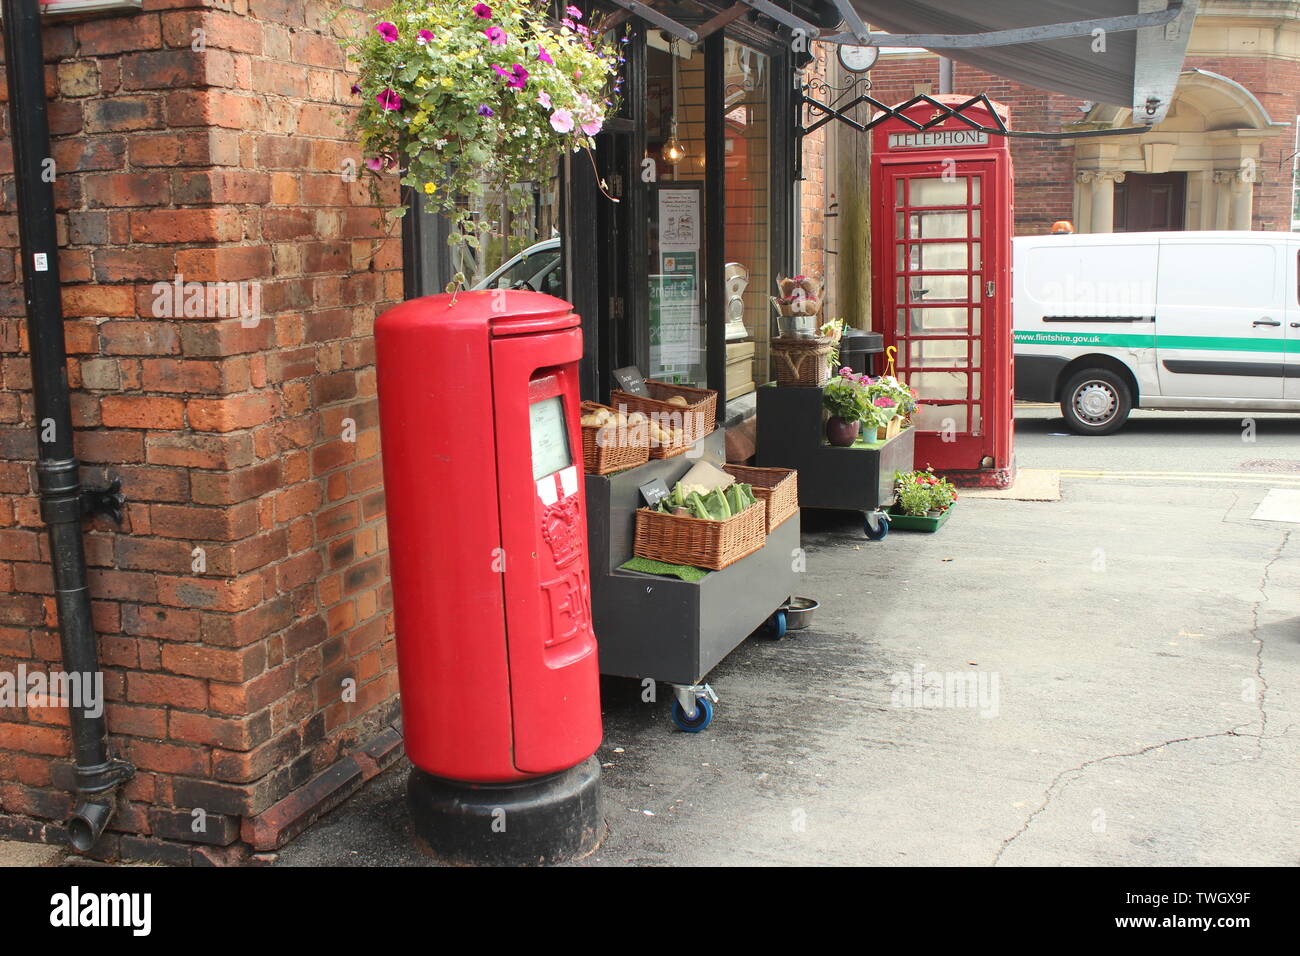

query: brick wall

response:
[869,51,1300,234]
[0,0,402,862]
[799,44,828,281]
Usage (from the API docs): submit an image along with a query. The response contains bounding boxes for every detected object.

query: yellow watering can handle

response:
[885,345,897,379]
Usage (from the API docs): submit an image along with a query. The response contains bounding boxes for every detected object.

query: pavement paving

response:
[273,408,1297,865]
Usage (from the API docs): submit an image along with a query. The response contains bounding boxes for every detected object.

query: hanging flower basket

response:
[337,1,624,249]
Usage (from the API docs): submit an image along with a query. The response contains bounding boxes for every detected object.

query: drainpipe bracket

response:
[74,756,135,795]
[80,476,125,525]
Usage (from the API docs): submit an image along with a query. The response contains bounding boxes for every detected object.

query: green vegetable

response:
[687,491,712,520]
[707,487,731,520]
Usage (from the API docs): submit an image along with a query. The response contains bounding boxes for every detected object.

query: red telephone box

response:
[871,96,1015,488]
[375,289,603,864]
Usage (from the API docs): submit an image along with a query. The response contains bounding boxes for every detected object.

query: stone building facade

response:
[867,0,1300,235]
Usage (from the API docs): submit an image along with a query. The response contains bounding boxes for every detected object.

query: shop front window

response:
[722,39,770,399]
[646,32,707,385]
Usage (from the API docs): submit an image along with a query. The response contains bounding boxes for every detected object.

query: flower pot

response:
[825,416,860,447]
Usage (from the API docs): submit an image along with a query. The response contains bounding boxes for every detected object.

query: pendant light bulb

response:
[663,118,687,165]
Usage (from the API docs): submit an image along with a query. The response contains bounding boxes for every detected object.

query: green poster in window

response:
[649,272,698,369]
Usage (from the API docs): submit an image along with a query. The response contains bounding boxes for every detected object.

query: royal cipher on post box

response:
[375,290,603,865]
[872,96,1016,488]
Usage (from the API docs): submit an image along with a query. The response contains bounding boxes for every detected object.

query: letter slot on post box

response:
[375,290,603,865]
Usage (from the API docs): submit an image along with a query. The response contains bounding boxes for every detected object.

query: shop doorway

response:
[1114,172,1186,232]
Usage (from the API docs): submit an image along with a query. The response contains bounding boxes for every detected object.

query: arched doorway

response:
[1071,69,1286,232]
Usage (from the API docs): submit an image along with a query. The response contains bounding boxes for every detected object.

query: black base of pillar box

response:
[407,756,604,866]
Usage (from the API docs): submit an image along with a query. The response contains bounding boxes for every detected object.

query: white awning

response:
[828,0,1198,125]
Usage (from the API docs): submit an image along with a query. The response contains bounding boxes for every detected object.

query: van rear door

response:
[1285,243,1300,401]
[1155,239,1285,400]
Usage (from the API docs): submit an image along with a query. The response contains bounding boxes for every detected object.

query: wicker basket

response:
[771,336,833,387]
[609,381,717,458]
[633,499,767,571]
[722,464,798,533]
[580,401,651,475]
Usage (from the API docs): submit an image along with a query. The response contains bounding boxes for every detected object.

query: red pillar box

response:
[872,96,1016,487]
[375,290,603,865]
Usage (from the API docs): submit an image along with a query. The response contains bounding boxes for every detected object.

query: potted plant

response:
[337,1,623,286]
[822,373,870,446]
[890,468,958,531]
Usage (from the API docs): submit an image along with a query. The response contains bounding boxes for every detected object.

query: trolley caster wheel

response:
[763,609,788,640]
[671,696,714,732]
[864,512,890,541]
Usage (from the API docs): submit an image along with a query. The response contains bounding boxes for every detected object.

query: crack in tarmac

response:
[994,529,1293,866]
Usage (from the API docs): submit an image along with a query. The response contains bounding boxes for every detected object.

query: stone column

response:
[1076,170,1125,233]
[1213,169,1254,230]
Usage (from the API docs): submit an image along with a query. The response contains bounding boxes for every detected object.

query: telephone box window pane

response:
[909,339,967,367]
[909,307,967,333]
[912,403,966,432]
[972,372,981,399]
[970,178,981,204]
[912,370,968,400]
[895,179,906,205]
[911,177,968,206]
[970,307,981,334]
[971,404,981,435]
[970,209,981,237]
[971,243,981,270]
[911,274,969,303]
[912,242,969,272]
[897,308,907,335]
[895,212,906,238]
[909,211,967,239]
[529,395,572,480]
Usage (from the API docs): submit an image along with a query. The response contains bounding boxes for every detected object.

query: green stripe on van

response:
[1012,329,1295,353]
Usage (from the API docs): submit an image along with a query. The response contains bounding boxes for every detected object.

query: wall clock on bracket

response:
[837,44,879,74]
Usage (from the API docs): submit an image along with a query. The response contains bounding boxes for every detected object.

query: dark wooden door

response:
[1114,172,1186,231]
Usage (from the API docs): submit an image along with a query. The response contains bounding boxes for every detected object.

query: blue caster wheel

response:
[672,695,714,732]
[864,512,890,541]
[763,609,788,640]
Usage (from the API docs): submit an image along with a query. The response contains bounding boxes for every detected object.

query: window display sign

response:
[650,184,704,382]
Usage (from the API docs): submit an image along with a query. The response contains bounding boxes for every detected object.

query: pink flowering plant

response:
[338,1,622,250]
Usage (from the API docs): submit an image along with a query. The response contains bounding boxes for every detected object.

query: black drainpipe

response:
[2,0,133,851]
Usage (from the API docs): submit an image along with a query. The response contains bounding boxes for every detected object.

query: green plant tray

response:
[887,504,954,533]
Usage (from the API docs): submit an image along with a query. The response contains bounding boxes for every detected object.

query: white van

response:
[1013,231,1300,434]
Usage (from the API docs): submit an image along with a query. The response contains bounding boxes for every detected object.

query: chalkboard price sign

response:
[638,478,671,509]
[613,366,650,397]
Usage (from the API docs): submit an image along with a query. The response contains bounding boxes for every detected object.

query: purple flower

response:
[375,22,398,43]
[484,25,506,45]
[537,45,554,65]
[417,29,434,44]
[478,104,494,117]
[350,83,361,95]
[566,5,583,18]
[473,3,492,17]
[364,157,385,171]
[376,88,401,111]
[506,63,528,88]
[874,396,896,407]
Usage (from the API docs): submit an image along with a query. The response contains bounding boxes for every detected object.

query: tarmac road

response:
[276,405,1300,867]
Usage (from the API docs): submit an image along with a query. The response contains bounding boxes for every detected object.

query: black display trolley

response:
[755,384,915,539]
[584,429,798,731]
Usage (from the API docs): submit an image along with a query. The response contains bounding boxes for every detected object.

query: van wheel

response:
[1060,369,1131,435]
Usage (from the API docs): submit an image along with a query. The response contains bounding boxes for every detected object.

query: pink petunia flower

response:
[550,108,574,133]
[376,22,398,43]
[473,3,492,17]
[506,63,528,88]
[417,30,434,44]
[537,90,552,109]
[376,88,401,110]
[484,25,506,45]
[566,5,582,18]
[364,157,385,171]
[537,45,554,65]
